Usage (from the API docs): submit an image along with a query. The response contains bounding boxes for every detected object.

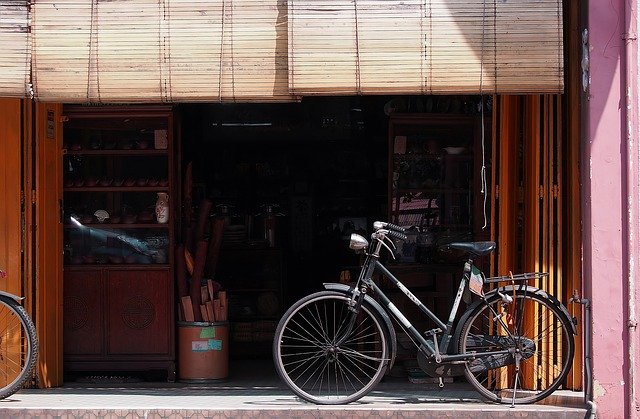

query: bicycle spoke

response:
[460,292,574,404]
[274,292,388,404]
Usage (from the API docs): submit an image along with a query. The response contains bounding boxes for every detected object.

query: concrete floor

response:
[0,360,589,418]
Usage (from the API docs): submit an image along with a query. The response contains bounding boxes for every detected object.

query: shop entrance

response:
[177,96,490,370]
[58,93,581,391]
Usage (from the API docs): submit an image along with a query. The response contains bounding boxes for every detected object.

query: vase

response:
[155,192,169,224]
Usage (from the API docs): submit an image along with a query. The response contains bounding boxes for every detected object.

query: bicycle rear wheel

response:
[458,290,574,404]
[273,290,389,404]
[0,296,38,399]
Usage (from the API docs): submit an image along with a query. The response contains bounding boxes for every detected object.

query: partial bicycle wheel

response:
[458,289,574,404]
[0,296,38,399]
[273,290,389,404]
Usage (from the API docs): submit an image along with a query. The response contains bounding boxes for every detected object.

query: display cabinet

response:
[388,114,486,264]
[386,114,487,334]
[62,106,176,378]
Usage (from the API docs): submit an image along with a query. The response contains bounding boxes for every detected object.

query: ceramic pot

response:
[155,192,169,224]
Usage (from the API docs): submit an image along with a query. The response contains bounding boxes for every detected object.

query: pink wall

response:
[584,0,639,417]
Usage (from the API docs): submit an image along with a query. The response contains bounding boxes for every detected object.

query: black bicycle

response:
[0,270,38,399]
[273,221,576,405]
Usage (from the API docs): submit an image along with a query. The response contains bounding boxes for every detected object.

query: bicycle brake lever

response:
[383,234,397,250]
[378,236,396,260]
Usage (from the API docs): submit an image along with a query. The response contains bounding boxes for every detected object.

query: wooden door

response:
[491,94,582,391]
[0,99,23,297]
[33,103,64,387]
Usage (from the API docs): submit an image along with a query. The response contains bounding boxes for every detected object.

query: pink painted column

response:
[584,0,639,417]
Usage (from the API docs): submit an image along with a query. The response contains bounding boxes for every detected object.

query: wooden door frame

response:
[24,102,64,388]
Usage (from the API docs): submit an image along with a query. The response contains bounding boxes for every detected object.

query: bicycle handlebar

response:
[373,221,406,234]
[387,230,408,241]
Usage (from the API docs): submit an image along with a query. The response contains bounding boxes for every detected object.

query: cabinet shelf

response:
[65,264,170,269]
[227,288,280,293]
[64,186,169,193]
[64,223,170,229]
[394,188,470,194]
[64,149,168,156]
[389,114,483,265]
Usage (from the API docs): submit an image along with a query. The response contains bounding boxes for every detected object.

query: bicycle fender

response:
[323,283,397,372]
[0,290,24,303]
[453,285,577,350]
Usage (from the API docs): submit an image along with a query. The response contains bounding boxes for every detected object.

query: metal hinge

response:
[582,29,590,93]
[538,185,545,199]
[552,184,560,198]
[495,184,499,199]
[31,190,36,205]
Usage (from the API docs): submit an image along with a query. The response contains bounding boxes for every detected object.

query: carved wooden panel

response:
[106,268,171,356]
[63,269,103,356]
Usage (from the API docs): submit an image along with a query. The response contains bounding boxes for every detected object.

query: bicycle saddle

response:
[445,241,496,256]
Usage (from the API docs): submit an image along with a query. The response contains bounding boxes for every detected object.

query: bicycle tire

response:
[0,296,38,399]
[273,290,389,404]
[458,290,574,404]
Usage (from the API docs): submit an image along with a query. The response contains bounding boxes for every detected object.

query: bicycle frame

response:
[350,240,513,365]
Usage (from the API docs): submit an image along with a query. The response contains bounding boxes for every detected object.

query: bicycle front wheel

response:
[459,290,574,404]
[0,296,38,399]
[273,291,389,404]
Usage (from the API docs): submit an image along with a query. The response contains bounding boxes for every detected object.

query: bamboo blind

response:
[0,2,31,98]
[31,0,295,103]
[288,0,564,95]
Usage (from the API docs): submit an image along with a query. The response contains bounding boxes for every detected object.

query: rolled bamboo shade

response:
[288,0,564,95]
[0,2,31,98]
[32,0,295,103]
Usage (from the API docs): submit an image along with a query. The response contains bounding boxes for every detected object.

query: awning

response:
[0,1,31,98]
[25,0,564,103]
[31,0,295,103]
[288,0,564,95]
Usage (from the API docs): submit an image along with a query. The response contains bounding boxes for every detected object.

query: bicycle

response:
[0,270,39,399]
[273,221,576,405]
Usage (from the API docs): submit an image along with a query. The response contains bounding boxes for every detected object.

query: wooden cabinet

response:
[63,267,173,368]
[62,106,176,378]
[388,114,487,263]
[386,114,487,334]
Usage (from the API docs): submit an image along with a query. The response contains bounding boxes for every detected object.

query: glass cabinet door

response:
[63,112,172,267]
[389,115,479,263]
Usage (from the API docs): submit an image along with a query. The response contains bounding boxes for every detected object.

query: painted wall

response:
[584,0,639,417]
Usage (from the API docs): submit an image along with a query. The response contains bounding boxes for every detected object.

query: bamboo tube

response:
[192,240,208,282]
[194,199,213,243]
[175,244,188,298]
[205,217,226,279]
[189,240,209,322]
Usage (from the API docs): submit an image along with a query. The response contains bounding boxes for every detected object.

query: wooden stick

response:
[206,301,216,322]
[207,279,215,301]
[201,285,210,303]
[181,296,195,322]
[200,305,209,322]
[218,291,227,321]
[213,299,222,323]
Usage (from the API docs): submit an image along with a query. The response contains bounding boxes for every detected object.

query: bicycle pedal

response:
[424,328,442,337]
